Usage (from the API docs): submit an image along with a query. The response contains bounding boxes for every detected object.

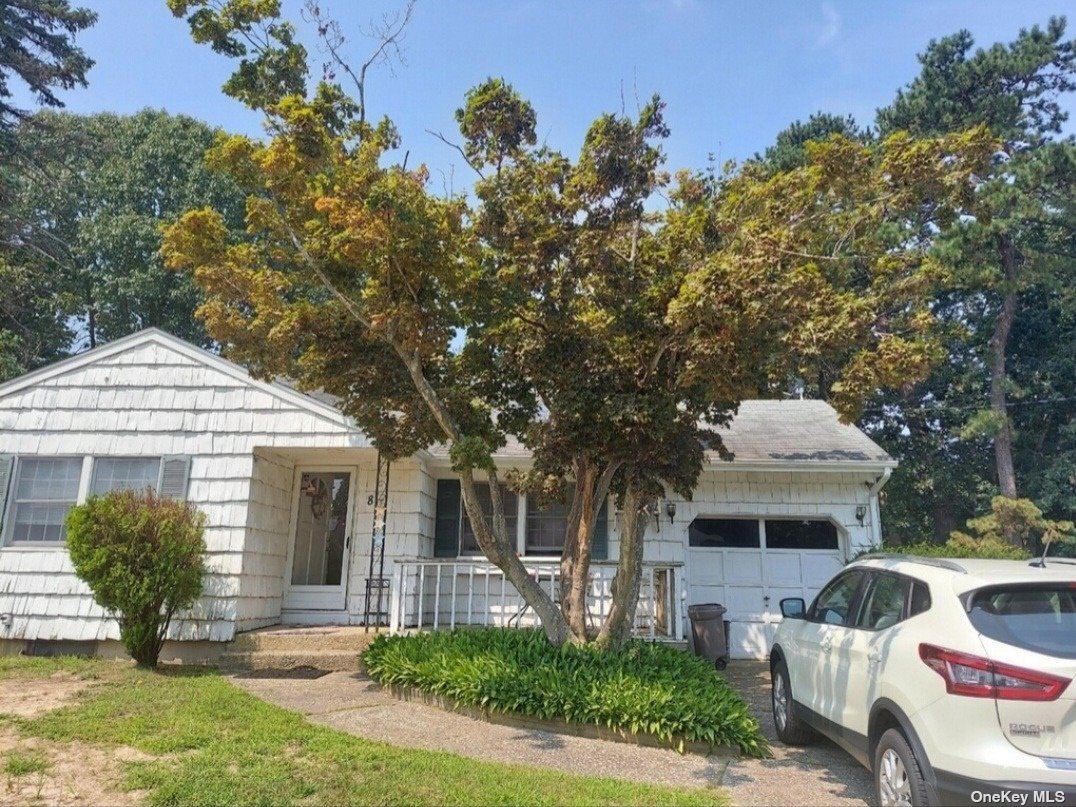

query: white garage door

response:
[687,517,845,659]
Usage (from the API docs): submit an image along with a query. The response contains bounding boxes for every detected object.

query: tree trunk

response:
[560,458,618,643]
[394,349,570,643]
[459,467,571,645]
[595,483,647,650]
[991,236,1019,499]
[990,235,1019,545]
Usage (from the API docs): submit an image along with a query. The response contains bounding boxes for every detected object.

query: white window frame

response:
[2,456,91,549]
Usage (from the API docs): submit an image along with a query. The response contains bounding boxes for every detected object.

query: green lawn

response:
[2,658,725,807]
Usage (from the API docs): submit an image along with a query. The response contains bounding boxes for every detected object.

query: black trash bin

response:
[688,603,729,670]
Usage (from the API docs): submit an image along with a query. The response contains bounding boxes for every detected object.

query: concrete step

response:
[219,649,364,672]
[228,627,384,653]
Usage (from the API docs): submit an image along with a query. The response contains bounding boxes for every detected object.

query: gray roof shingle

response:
[424,399,892,467]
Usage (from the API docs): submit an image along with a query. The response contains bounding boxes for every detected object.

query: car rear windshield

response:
[967,584,1076,660]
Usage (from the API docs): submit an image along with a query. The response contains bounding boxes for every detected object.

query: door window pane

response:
[810,570,865,626]
[688,518,761,548]
[7,458,82,543]
[765,519,839,550]
[291,472,350,586]
[91,457,161,495]
[461,483,518,555]
[857,574,908,630]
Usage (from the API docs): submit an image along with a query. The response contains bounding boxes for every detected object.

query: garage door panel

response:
[691,583,724,603]
[801,553,844,588]
[687,550,724,585]
[730,621,770,660]
[725,551,763,584]
[724,586,765,619]
[763,551,803,587]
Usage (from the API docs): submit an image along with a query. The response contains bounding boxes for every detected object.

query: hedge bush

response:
[363,628,768,757]
[860,536,1031,561]
[66,489,207,667]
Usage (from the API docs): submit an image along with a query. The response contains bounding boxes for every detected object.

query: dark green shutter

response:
[592,498,609,560]
[434,479,461,557]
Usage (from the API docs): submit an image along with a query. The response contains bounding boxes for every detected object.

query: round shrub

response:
[66,489,207,667]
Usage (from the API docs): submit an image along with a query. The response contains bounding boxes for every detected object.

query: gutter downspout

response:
[868,467,893,548]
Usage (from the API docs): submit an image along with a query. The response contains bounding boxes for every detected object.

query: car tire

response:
[874,728,930,807]
[771,658,813,745]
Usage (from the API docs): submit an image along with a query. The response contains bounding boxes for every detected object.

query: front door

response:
[283,469,354,612]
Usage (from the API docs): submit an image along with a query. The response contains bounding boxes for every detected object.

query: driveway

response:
[721,661,873,806]
[233,662,874,806]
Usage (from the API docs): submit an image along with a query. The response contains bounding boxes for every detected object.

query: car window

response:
[909,581,931,617]
[967,585,1076,660]
[857,573,908,630]
[810,570,866,626]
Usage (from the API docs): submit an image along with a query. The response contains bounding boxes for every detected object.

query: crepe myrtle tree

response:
[163,0,995,646]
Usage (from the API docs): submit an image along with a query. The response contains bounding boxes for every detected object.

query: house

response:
[0,329,895,660]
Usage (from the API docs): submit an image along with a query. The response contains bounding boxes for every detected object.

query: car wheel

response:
[771,658,813,745]
[874,728,930,807]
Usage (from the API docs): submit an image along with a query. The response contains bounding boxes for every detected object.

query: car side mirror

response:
[780,597,807,619]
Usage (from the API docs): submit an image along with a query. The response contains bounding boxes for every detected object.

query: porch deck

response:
[388,559,686,642]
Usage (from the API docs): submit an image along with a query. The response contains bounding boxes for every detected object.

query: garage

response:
[686,516,846,659]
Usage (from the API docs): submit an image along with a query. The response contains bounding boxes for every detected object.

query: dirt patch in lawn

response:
[0,672,97,719]
[0,669,151,806]
[0,726,151,806]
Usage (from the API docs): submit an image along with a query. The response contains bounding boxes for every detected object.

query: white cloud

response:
[815,1,841,48]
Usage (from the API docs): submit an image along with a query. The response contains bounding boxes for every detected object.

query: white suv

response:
[769,555,1076,806]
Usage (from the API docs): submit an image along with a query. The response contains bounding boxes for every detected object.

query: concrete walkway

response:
[232,663,873,805]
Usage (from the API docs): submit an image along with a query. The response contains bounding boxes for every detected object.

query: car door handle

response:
[820,635,833,651]
[868,650,881,665]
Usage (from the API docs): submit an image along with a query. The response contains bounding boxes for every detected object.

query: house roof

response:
[706,399,893,468]
[427,400,894,471]
[1,329,893,471]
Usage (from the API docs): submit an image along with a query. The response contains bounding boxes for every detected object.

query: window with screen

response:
[460,483,518,555]
[764,519,839,550]
[688,518,761,548]
[90,457,161,495]
[5,458,83,544]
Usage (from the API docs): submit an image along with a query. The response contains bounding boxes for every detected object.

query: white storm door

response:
[284,469,355,612]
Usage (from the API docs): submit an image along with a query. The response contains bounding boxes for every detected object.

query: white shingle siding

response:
[0,331,366,644]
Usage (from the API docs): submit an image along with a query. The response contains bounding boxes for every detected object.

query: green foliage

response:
[872,537,1032,561]
[3,751,49,777]
[755,112,866,172]
[364,628,768,757]
[0,0,96,137]
[951,495,1075,551]
[66,490,207,667]
[867,17,1076,533]
[14,659,723,807]
[3,109,248,357]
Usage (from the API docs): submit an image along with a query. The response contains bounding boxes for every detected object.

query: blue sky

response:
[19,1,1076,186]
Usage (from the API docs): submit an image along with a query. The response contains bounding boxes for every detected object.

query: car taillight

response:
[919,644,1070,701]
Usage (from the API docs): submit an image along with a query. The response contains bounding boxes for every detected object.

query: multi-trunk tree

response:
[164,0,996,645]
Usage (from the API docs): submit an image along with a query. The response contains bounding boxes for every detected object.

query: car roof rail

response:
[855,553,968,574]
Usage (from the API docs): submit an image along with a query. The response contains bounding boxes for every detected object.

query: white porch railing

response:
[388,559,685,642]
